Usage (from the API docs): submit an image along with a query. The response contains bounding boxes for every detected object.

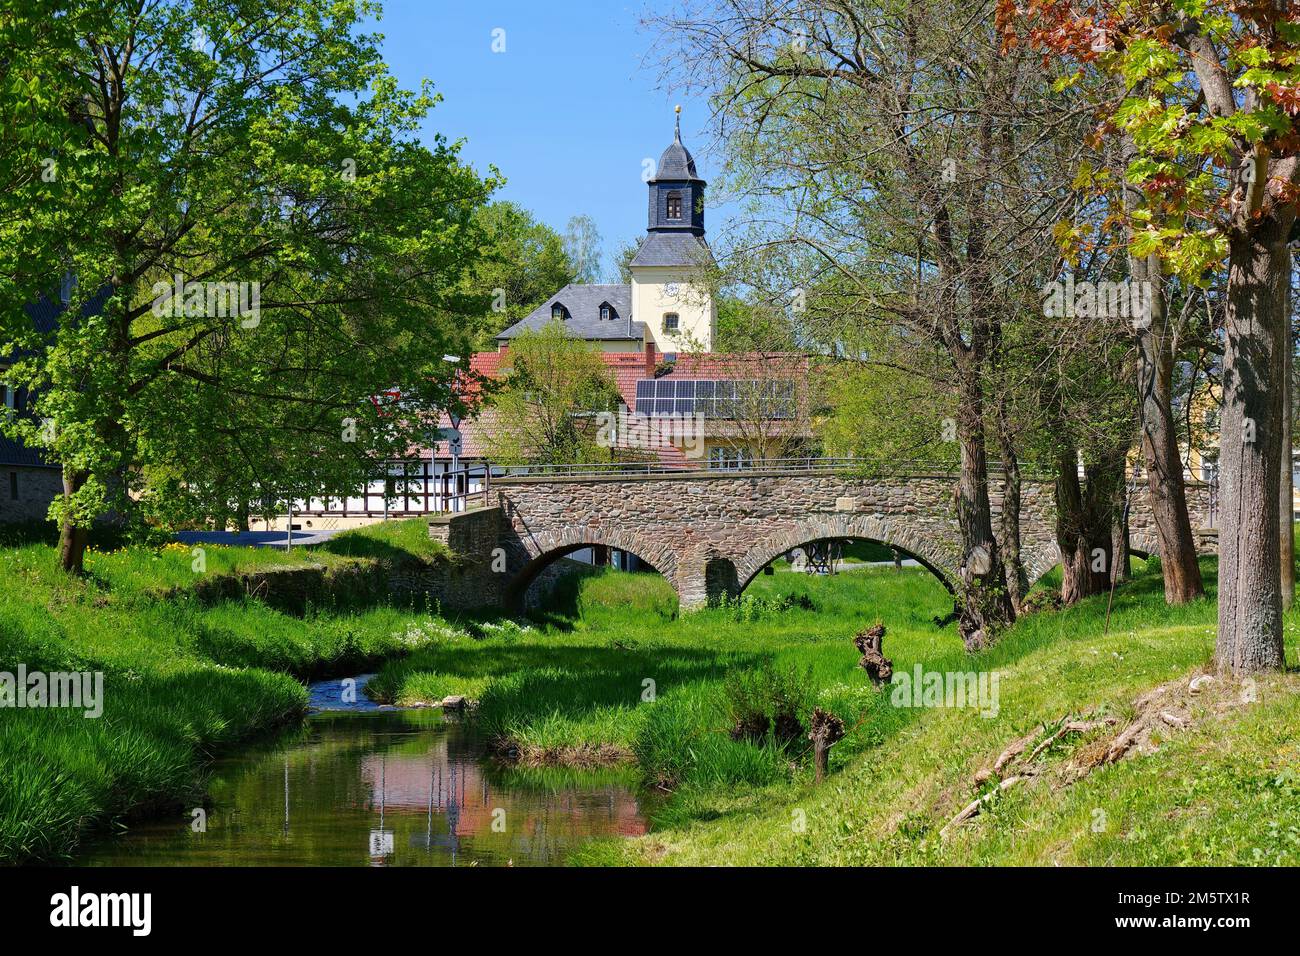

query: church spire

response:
[645,108,706,237]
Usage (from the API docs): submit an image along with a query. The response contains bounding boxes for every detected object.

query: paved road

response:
[175,529,348,550]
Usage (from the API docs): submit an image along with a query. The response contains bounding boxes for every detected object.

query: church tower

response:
[629,107,716,353]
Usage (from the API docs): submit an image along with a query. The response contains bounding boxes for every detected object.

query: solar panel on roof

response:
[632,378,795,419]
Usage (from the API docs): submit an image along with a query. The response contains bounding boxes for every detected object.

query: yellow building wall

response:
[630,267,715,352]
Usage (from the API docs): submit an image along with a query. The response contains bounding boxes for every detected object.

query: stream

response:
[77,676,651,866]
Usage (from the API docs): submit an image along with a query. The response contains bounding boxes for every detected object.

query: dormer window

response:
[666,191,682,220]
[600,302,617,321]
[551,303,567,321]
[663,312,679,332]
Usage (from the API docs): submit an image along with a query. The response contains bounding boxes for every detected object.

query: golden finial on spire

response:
[674,104,682,141]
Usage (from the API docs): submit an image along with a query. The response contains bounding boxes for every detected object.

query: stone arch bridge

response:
[430,466,1218,611]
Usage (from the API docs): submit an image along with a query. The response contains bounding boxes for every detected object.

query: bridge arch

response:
[1021,541,1063,587]
[1019,533,1167,590]
[731,514,963,598]
[502,523,682,611]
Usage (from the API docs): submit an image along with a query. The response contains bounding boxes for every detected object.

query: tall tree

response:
[0,0,497,571]
[477,321,620,466]
[1007,0,1296,673]
[466,201,575,345]
[563,214,603,284]
[1122,134,1206,604]
[652,0,1094,647]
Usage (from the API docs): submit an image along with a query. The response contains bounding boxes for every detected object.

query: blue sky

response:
[374,0,718,276]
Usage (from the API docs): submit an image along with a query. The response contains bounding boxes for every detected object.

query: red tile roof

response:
[415,348,809,466]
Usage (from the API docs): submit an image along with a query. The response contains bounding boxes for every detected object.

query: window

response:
[551,303,567,321]
[666,191,682,220]
[663,312,679,332]
[709,446,753,470]
[8,472,16,501]
[600,303,615,321]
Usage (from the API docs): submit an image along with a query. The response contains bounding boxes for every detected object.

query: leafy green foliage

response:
[0,0,499,549]
[477,321,620,465]
[462,201,575,345]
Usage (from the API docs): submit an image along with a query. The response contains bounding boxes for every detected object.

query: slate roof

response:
[628,232,714,269]
[654,135,704,183]
[495,284,645,342]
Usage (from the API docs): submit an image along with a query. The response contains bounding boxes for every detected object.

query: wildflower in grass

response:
[477,620,535,640]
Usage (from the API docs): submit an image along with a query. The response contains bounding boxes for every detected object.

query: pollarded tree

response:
[1004,0,1296,673]
[0,0,497,571]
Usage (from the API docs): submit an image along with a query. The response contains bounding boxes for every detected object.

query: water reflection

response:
[80,709,649,867]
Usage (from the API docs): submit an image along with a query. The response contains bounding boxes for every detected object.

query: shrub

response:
[723,660,814,747]
[720,591,815,621]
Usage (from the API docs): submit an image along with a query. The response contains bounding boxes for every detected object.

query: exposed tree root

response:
[943,669,1257,838]
[940,774,1028,840]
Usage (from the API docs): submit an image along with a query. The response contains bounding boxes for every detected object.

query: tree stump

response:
[808,707,845,783]
[853,622,893,684]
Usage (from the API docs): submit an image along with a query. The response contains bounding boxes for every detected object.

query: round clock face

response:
[664,282,679,298]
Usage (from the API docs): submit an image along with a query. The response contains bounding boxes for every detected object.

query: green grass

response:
[371,562,961,793]
[369,551,1300,867]
[6,513,1300,867]
[0,519,455,863]
[318,517,451,562]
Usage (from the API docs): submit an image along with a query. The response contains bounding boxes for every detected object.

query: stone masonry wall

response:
[491,471,1217,610]
[0,466,62,524]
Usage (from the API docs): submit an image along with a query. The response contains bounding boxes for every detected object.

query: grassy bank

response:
[605,558,1300,866]
[7,511,1299,867]
[371,553,1300,866]
[0,519,447,863]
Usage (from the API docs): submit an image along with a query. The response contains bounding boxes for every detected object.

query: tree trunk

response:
[235,499,250,533]
[1216,223,1289,674]
[1132,251,1207,604]
[1122,135,1205,604]
[1111,507,1132,585]
[954,364,1014,649]
[1055,449,1098,604]
[58,467,90,574]
[1280,256,1294,611]
[994,394,1027,611]
[1055,446,1125,604]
